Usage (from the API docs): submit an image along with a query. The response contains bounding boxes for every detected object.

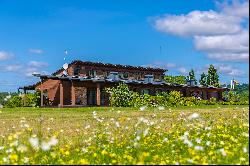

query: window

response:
[141,89,150,95]
[123,73,128,79]
[88,70,96,77]
[74,66,81,75]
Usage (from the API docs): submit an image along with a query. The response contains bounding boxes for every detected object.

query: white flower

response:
[196,138,202,144]
[17,144,28,152]
[85,125,90,129]
[23,157,29,164]
[115,122,120,128]
[183,139,193,147]
[194,146,203,151]
[219,148,227,156]
[48,136,58,146]
[206,141,211,146]
[243,147,248,153]
[139,106,147,111]
[143,128,149,136]
[158,106,165,111]
[0,146,4,150]
[188,113,200,120]
[41,141,51,151]
[163,138,168,142]
[135,136,141,141]
[29,137,39,149]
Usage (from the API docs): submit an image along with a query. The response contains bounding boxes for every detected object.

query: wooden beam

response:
[40,79,44,107]
[23,89,27,107]
[71,81,76,106]
[96,83,101,106]
[59,81,64,107]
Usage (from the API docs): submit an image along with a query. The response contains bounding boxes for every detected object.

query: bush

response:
[4,96,23,108]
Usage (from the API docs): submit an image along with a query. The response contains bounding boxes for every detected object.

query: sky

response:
[0,0,249,92]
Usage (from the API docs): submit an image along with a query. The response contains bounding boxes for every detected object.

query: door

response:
[87,88,97,106]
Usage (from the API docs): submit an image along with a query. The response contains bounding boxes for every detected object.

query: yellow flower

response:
[80,159,89,165]
[9,154,18,162]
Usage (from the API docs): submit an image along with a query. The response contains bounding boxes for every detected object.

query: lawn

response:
[0,105,249,165]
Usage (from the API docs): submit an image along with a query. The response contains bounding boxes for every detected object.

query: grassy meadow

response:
[0,105,249,165]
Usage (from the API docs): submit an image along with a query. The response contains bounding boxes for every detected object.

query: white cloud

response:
[178,67,188,75]
[28,49,44,54]
[214,64,245,77]
[153,0,249,63]
[219,0,249,18]
[194,30,249,62]
[0,51,13,61]
[154,10,242,37]
[28,61,49,68]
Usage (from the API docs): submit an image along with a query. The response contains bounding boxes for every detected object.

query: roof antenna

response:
[62,49,69,76]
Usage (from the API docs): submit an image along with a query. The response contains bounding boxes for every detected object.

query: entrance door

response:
[87,88,97,106]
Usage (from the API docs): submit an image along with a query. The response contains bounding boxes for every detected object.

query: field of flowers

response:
[0,105,249,165]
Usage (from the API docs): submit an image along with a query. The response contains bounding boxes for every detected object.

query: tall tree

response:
[164,75,186,84]
[199,72,207,86]
[187,69,197,85]
[207,65,219,87]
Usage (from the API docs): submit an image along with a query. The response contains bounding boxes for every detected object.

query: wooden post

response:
[40,79,44,107]
[202,90,207,100]
[23,89,27,107]
[71,81,76,106]
[59,81,64,107]
[96,83,101,106]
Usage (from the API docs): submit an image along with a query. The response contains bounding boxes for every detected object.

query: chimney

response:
[108,72,119,81]
[145,75,154,83]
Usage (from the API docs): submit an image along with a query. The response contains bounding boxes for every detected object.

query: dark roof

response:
[32,74,229,90]
[52,60,167,75]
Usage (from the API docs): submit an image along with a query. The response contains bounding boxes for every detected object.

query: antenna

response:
[62,49,69,76]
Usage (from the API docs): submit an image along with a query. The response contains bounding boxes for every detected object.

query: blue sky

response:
[0,0,249,92]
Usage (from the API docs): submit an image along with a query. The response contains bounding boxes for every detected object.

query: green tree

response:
[187,69,197,85]
[199,72,207,86]
[207,65,219,87]
[164,75,186,84]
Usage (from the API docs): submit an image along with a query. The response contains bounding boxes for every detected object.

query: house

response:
[19,60,228,107]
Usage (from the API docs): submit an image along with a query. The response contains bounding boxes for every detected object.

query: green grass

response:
[0,105,249,165]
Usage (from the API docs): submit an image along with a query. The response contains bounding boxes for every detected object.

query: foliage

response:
[187,69,197,85]
[207,65,219,87]
[105,83,135,107]
[0,106,248,165]
[199,72,207,86]
[3,91,41,108]
[164,75,186,84]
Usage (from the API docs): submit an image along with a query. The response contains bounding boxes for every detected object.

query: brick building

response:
[19,60,228,107]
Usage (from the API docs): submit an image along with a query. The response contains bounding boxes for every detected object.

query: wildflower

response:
[163,138,168,142]
[188,113,200,120]
[85,125,90,129]
[243,147,248,153]
[158,106,165,111]
[183,139,193,147]
[48,136,58,146]
[196,138,201,144]
[139,106,147,111]
[17,144,28,153]
[41,141,51,151]
[143,128,149,136]
[115,122,120,128]
[0,146,4,150]
[219,148,227,156]
[194,146,204,151]
[206,141,211,146]
[29,137,39,149]
[23,157,29,164]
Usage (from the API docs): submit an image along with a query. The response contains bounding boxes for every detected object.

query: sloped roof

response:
[52,60,167,75]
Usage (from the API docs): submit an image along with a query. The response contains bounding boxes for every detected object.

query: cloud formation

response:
[0,61,49,77]
[0,51,13,61]
[28,49,44,54]
[154,0,249,63]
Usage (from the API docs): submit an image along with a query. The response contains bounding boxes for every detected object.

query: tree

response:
[207,65,219,87]
[164,75,186,84]
[199,72,207,86]
[187,69,197,85]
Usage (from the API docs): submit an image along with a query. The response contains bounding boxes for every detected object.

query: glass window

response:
[74,66,81,75]
[141,89,150,95]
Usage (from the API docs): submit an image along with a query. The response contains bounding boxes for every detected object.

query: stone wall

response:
[75,87,87,106]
